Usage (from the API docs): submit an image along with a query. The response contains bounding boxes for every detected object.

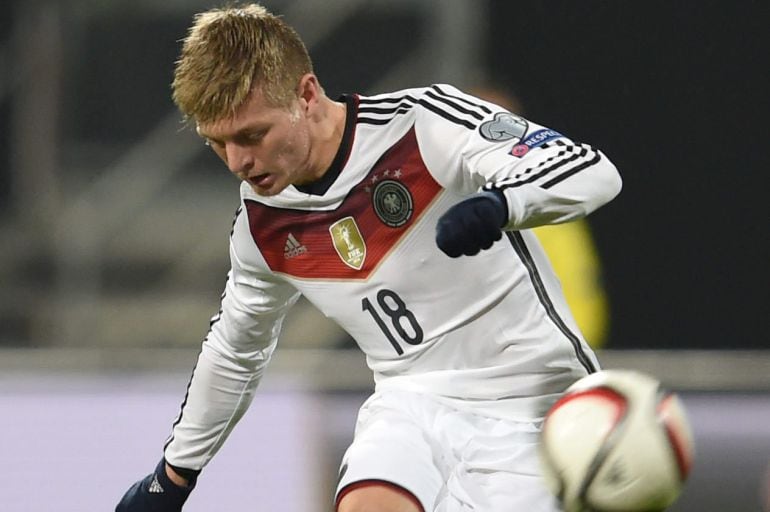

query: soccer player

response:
[116,4,622,512]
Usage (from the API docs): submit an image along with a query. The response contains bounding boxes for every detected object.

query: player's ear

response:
[297,73,320,111]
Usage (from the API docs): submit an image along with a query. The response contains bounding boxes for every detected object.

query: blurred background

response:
[0,0,768,511]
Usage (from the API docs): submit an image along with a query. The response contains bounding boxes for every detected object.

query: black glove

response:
[116,459,196,512]
[435,190,508,257]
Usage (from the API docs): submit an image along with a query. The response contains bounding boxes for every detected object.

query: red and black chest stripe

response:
[245,127,442,280]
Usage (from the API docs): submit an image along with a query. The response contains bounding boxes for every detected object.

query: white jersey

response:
[164,84,622,470]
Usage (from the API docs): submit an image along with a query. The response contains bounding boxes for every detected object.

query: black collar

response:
[293,94,358,196]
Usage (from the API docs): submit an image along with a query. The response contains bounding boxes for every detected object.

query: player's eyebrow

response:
[196,123,269,143]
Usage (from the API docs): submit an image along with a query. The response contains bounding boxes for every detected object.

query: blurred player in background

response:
[470,84,611,348]
[116,4,622,511]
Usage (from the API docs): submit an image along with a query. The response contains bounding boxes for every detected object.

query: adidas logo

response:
[284,233,308,259]
[148,475,164,494]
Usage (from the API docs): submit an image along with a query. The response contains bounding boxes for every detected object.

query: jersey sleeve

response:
[413,84,622,230]
[163,206,300,471]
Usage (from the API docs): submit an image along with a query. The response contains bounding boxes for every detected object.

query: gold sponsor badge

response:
[329,216,366,270]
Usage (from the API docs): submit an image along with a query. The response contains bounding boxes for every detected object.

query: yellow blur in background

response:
[533,220,609,348]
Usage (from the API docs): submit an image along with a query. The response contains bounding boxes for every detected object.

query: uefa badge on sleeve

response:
[479,112,528,142]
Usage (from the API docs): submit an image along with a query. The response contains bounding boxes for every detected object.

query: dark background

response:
[484,0,768,349]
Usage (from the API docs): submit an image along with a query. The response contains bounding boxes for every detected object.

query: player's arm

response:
[116,208,300,511]
[162,245,299,468]
[423,84,621,256]
[477,136,622,231]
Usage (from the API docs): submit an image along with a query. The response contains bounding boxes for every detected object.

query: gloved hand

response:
[435,190,508,257]
[116,459,196,512]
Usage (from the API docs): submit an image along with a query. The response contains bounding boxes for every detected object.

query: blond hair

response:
[172,4,313,123]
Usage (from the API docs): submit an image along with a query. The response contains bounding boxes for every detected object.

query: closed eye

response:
[239,130,267,145]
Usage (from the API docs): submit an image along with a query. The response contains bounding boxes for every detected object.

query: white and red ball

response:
[539,370,694,512]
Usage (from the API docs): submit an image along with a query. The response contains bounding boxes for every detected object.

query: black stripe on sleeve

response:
[357,115,402,125]
[506,231,597,374]
[358,94,418,106]
[497,151,580,189]
[357,108,412,126]
[541,150,601,189]
[417,98,477,129]
[358,103,413,115]
[164,270,230,453]
[493,142,602,191]
[164,358,199,452]
[358,87,484,129]
[229,206,242,237]
[424,90,486,121]
[431,84,493,115]
[357,95,417,126]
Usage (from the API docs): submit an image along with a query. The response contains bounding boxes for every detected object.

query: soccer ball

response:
[539,370,694,512]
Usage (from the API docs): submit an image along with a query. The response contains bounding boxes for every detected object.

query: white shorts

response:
[335,390,561,511]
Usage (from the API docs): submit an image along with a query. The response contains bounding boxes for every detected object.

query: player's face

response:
[196,81,317,197]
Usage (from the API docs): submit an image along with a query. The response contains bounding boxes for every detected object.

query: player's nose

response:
[225,143,255,177]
